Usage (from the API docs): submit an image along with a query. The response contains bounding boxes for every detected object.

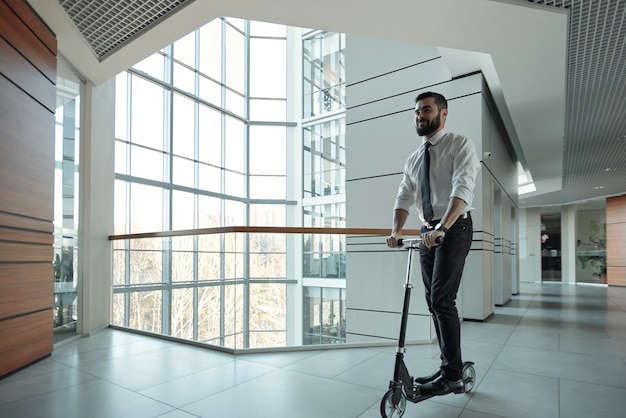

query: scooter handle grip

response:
[397,236,443,247]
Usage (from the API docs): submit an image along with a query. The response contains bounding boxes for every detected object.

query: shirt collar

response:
[423,130,446,147]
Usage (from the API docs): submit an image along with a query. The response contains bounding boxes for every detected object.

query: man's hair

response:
[415,91,448,111]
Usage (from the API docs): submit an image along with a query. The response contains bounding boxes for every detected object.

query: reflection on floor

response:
[1,282,625,418]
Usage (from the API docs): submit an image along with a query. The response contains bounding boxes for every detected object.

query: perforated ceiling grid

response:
[517,0,626,205]
[58,0,194,59]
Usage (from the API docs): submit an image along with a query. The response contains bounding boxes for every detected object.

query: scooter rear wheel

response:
[462,362,476,393]
[380,389,406,418]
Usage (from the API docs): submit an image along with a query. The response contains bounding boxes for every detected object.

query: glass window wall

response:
[53,58,81,342]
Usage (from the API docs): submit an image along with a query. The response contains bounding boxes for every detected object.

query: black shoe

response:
[414,369,441,384]
[418,375,465,396]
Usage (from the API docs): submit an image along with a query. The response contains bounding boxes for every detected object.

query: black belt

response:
[424,212,470,229]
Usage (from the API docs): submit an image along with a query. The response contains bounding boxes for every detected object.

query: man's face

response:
[414,97,446,137]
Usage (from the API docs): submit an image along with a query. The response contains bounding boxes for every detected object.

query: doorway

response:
[541,212,561,282]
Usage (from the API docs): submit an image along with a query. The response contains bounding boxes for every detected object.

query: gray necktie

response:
[421,141,434,222]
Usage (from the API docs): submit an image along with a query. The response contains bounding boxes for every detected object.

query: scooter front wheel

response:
[462,362,476,393]
[380,389,406,418]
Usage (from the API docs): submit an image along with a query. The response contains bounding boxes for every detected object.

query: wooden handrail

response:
[109,226,422,240]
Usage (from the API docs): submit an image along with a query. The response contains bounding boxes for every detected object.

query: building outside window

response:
[302,30,347,344]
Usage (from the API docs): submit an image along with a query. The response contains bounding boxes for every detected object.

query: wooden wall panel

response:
[0,310,53,377]
[0,0,56,85]
[2,0,57,55]
[0,211,53,233]
[607,223,626,266]
[607,195,626,224]
[0,36,56,110]
[606,195,626,286]
[0,0,56,377]
[607,267,626,287]
[0,76,55,221]
[0,264,52,319]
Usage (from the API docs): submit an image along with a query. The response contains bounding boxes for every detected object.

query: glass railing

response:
[109,226,421,352]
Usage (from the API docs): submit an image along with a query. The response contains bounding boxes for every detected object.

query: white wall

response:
[344,35,520,340]
[519,208,542,283]
[561,205,577,284]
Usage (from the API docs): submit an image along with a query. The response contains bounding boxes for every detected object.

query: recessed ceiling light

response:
[594,186,605,189]
[602,167,612,172]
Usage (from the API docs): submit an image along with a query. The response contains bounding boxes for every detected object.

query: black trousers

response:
[420,214,473,381]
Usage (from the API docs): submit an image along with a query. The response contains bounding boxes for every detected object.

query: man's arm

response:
[387,209,409,248]
[421,197,467,247]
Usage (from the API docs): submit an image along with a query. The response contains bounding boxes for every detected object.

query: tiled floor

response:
[1,282,626,418]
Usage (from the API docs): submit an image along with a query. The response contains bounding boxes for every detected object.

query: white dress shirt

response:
[394,130,480,224]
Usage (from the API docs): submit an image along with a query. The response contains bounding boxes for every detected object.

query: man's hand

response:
[387,234,403,248]
[421,229,445,248]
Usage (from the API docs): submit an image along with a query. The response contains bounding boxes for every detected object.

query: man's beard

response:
[416,113,441,137]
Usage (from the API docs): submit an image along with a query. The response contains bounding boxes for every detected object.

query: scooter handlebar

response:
[397,236,443,247]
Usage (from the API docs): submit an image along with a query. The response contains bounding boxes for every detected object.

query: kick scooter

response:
[380,237,476,418]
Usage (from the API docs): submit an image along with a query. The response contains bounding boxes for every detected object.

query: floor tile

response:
[465,368,559,418]
[181,369,383,418]
[559,378,626,418]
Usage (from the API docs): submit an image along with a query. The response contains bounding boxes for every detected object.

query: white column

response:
[78,79,115,334]
[561,205,577,284]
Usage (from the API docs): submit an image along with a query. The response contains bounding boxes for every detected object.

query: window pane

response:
[198,286,221,344]
[224,116,244,172]
[303,32,345,117]
[130,145,164,182]
[224,200,244,226]
[113,249,125,287]
[249,125,285,175]
[249,283,286,348]
[130,183,163,233]
[129,291,162,333]
[249,98,286,121]
[225,88,245,116]
[173,32,196,68]
[198,104,221,166]
[198,163,221,194]
[171,288,194,339]
[114,180,127,235]
[199,75,221,106]
[173,93,196,159]
[225,170,244,197]
[111,293,125,326]
[250,38,286,98]
[132,52,166,81]
[250,176,285,199]
[225,24,244,94]
[198,251,221,280]
[250,204,286,227]
[172,190,195,230]
[174,61,195,94]
[224,284,244,348]
[130,76,165,149]
[303,119,345,197]
[198,194,221,228]
[129,249,162,284]
[115,73,127,141]
[173,156,195,189]
[114,138,128,172]
[199,19,222,82]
